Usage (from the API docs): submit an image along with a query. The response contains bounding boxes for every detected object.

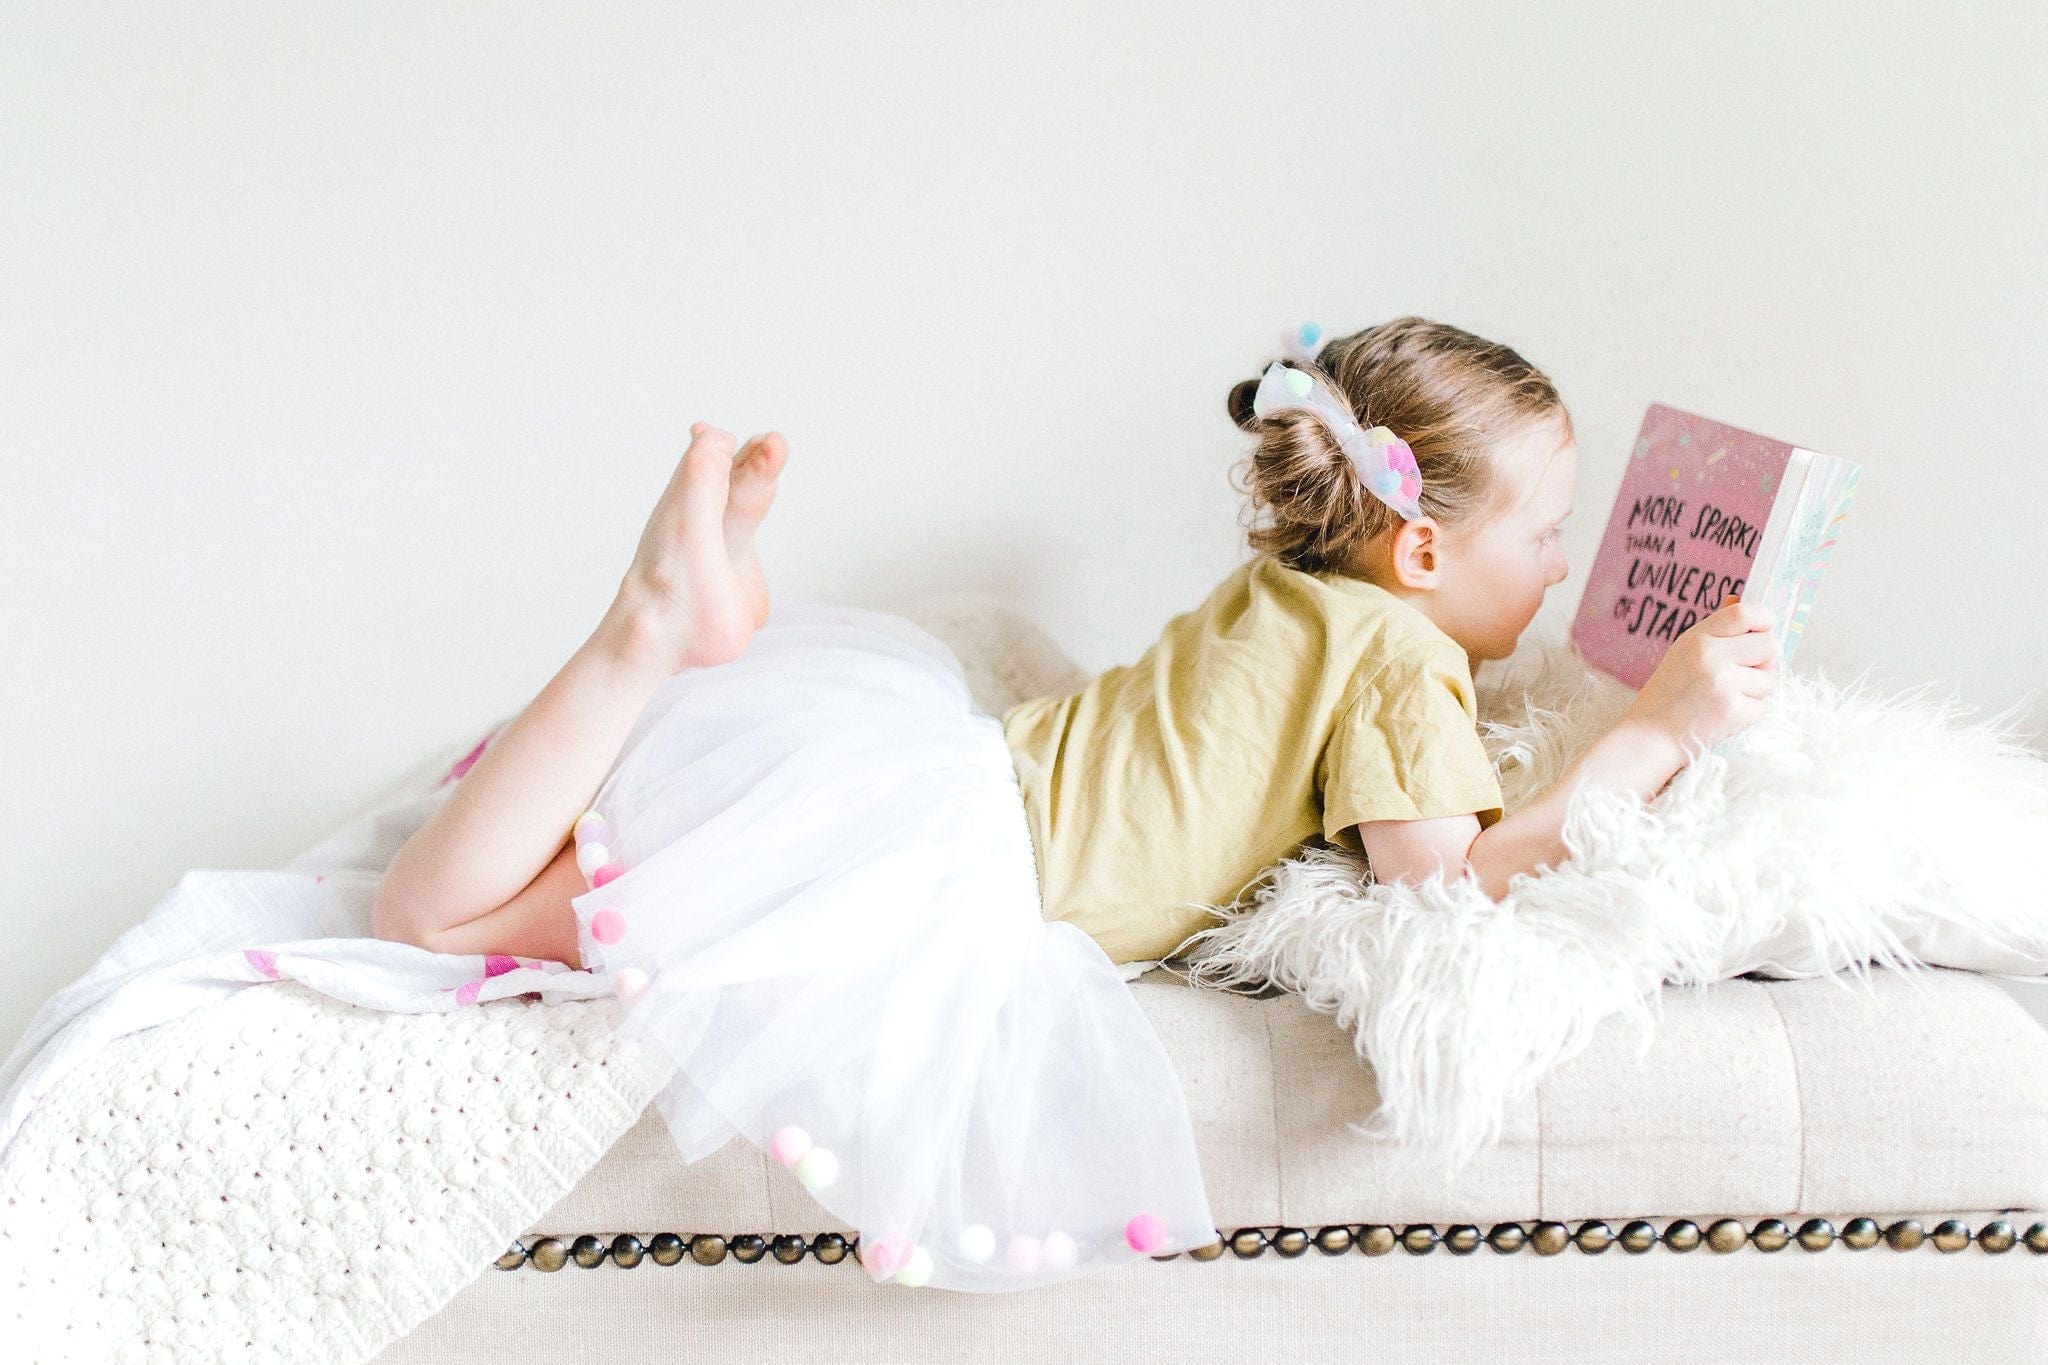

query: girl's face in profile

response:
[1431,416,1578,662]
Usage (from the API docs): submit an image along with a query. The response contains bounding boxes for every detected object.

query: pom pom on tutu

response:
[1125,1211,1168,1253]
[957,1223,996,1262]
[1004,1233,1042,1273]
[861,1233,915,1278]
[572,810,611,846]
[894,1244,935,1286]
[769,1124,813,1165]
[611,966,650,1003]
[795,1145,839,1189]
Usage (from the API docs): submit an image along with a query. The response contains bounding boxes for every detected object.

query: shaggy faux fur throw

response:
[1172,624,2048,1182]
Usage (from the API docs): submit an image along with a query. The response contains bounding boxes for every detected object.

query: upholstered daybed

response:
[374,598,2048,1362]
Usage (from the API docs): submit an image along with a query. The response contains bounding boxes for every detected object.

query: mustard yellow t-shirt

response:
[1000,553,1505,965]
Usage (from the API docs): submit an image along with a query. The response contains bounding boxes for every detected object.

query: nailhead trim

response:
[492,1216,2048,1269]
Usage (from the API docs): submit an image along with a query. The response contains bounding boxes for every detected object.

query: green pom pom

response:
[1282,369,1313,399]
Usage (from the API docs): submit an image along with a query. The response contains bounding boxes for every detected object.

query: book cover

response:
[1570,402,1859,690]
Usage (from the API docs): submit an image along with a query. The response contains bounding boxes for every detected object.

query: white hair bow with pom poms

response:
[1253,321,1424,521]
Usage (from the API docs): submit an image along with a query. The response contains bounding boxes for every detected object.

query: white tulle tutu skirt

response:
[567,599,1214,1291]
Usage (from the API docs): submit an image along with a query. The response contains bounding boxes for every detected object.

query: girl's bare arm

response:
[1354,598,1778,897]
[1353,719,1685,897]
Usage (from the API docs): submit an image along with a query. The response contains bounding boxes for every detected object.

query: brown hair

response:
[1226,315,1574,576]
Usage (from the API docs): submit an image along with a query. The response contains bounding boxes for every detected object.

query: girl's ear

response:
[1389,517,1443,589]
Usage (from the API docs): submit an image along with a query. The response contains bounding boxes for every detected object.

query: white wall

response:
[5,1,2045,1055]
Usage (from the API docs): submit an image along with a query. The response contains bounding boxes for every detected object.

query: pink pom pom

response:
[768,1125,811,1166]
[590,908,627,945]
[861,1234,913,1277]
[1004,1233,1042,1273]
[591,864,624,888]
[1124,1212,1168,1254]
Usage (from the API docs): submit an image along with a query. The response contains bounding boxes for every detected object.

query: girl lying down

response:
[364,317,1775,1291]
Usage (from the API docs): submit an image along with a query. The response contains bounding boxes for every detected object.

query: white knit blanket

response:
[1172,628,2048,1180]
[0,594,1083,1364]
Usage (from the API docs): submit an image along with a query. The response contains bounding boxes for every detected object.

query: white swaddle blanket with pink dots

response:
[0,598,1216,1298]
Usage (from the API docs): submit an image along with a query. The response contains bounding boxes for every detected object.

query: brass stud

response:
[1840,1218,1880,1249]
[1530,1222,1570,1256]
[610,1235,645,1267]
[1750,1219,1790,1252]
[569,1234,607,1268]
[1357,1225,1397,1257]
[689,1234,728,1266]
[647,1232,686,1266]
[1883,1219,1924,1251]
[771,1234,809,1265]
[1313,1225,1354,1255]
[2023,1222,2047,1254]
[1574,1221,1614,1254]
[1618,1221,1658,1254]
[1486,1223,1527,1254]
[1443,1225,1482,1256]
[1977,1220,2015,1254]
[1271,1227,1309,1258]
[1931,1220,1971,1253]
[1399,1225,1438,1255]
[729,1234,768,1264]
[1662,1220,1702,1253]
[1795,1219,1836,1251]
[1229,1228,1268,1259]
[810,1233,850,1265]
[1187,1236,1226,1262]
[494,1241,527,1271]
[528,1237,568,1271]
[1706,1219,1747,1253]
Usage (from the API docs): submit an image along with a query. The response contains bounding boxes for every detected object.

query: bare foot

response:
[726,431,787,628]
[616,422,762,671]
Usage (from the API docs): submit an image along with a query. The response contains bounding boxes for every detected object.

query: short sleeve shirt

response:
[1000,554,1504,966]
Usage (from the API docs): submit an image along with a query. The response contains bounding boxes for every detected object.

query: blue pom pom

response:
[1299,322,1321,349]
[1373,468,1403,497]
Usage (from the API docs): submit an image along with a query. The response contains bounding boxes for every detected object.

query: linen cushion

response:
[527,963,2048,1235]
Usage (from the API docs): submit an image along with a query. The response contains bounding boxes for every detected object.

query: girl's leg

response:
[372,422,789,955]
[416,831,589,967]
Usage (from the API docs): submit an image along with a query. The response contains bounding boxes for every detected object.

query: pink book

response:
[1570,402,1862,690]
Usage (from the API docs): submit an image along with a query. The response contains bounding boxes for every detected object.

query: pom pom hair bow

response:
[1251,323,1424,522]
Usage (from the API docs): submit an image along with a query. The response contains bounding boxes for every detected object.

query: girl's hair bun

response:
[1225,375,1262,432]
[1227,316,1575,575]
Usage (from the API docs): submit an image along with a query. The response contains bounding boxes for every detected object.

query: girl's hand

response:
[1621,596,1782,755]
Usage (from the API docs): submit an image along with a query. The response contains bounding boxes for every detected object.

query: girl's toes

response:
[727,432,787,529]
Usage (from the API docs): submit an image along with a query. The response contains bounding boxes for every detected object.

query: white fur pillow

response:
[1169,625,2048,1179]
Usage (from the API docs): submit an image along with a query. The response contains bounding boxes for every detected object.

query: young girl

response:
[369,315,1779,1291]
